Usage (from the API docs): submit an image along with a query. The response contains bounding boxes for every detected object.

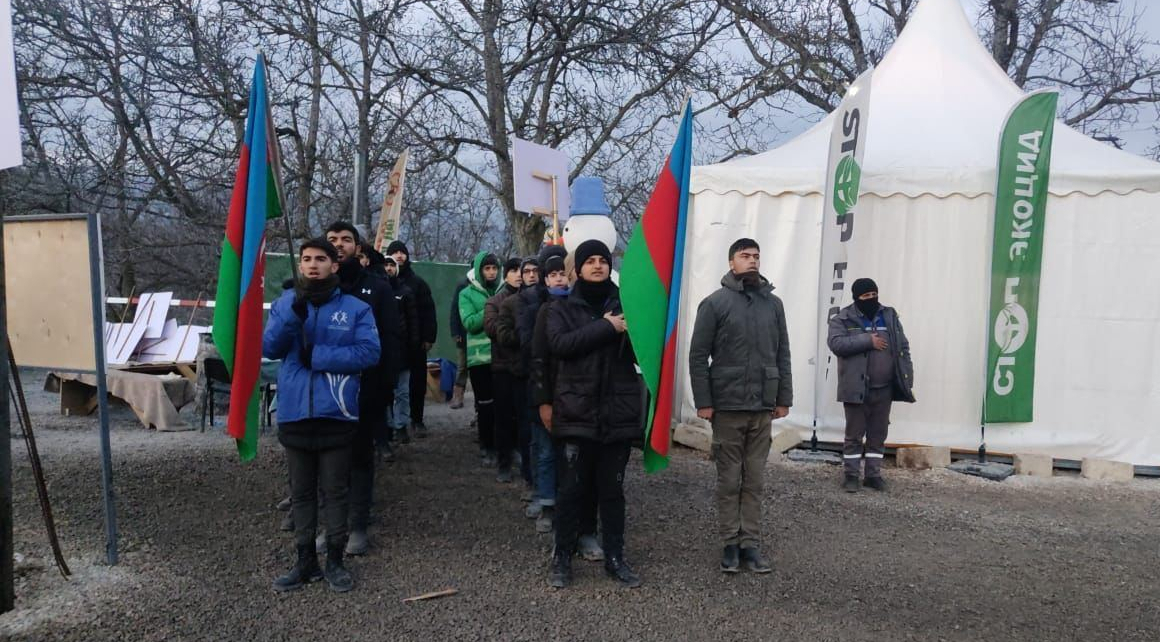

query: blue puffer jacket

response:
[262,287,381,423]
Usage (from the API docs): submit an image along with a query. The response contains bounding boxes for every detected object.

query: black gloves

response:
[291,295,309,321]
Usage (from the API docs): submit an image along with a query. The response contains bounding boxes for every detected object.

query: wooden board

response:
[4,215,100,370]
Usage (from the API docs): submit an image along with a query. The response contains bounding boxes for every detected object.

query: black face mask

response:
[855,297,880,317]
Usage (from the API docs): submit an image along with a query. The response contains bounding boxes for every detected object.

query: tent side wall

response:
[678,188,1160,466]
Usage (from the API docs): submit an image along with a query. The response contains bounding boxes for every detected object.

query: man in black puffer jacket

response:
[385,240,437,437]
[326,221,401,557]
[545,239,643,590]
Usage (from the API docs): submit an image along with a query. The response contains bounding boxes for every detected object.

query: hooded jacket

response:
[689,271,793,412]
[457,251,500,368]
[263,288,381,424]
[337,258,401,383]
[396,260,437,346]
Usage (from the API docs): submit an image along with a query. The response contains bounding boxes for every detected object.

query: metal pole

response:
[86,213,118,565]
[0,211,14,612]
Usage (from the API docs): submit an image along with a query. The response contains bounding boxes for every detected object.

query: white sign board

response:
[512,137,569,220]
[0,0,21,170]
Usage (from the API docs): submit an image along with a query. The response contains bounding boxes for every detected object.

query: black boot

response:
[842,474,861,493]
[549,549,573,589]
[324,544,354,593]
[863,476,887,491]
[720,544,740,574]
[414,421,428,438]
[604,553,642,588]
[740,546,772,574]
[272,544,323,592]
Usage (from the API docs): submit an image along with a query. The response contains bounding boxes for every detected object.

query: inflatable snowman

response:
[562,177,620,283]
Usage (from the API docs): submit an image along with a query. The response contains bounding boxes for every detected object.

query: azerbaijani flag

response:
[620,99,693,473]
[213,53,284,461]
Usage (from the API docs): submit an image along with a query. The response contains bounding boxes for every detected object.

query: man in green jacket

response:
[459,251,501,465]
[689,238,792,575]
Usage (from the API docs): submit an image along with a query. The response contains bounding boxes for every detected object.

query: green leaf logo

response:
[832,156,861,217]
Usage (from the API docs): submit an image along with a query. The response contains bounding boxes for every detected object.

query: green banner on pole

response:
[984,90,1058,424]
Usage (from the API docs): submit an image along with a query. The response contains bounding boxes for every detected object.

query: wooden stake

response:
[402,588,459,603]
[173,292,204,364]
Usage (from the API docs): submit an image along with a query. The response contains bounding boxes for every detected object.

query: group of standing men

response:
[262,220,915,593]
[262,222,436,593]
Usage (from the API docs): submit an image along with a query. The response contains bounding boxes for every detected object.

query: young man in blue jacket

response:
[264,239,380,593]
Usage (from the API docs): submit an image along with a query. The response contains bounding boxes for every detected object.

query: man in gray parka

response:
[826,278,915,493]
[689,238,792,575]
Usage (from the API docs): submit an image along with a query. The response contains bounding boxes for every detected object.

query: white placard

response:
[512,137,570,220]
[0,0,21,170]
[135,292,174,339]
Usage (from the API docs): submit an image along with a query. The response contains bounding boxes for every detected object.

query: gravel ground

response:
[2,368,1159,641]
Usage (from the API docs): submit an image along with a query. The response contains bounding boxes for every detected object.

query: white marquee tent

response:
[677,0,1160,466]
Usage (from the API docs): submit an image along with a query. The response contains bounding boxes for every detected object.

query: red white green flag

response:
[213,53,284,461]
[620,99,693,473]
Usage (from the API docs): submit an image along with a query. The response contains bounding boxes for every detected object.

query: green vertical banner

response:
[984,90,1058,423]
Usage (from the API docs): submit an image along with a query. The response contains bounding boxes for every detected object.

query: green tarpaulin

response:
[264,254,467,364]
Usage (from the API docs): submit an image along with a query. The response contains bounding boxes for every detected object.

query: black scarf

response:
[337,256,362,287]
[296,274,339,306]
[738,270,763,290]
[575,277,612,310]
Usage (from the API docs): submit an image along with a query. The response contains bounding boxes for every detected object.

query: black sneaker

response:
[720,545,740,574]
[863,476,887,491]
[324,545,353,593]
[272,545,323,592]
[740,547,772,574]
[414,421,428,438]
[378,442,396,463]
[396,427,411,444]
[549,550,573,589]
[842,474,861,493]
[604,554,642,588]
[496,467,513,484]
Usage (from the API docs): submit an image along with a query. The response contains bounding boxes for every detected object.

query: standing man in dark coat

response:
[827,278,915,493]
[385,240,437,437]
[326,221,400,556]
[485,257,526,483]
[689,238,791,575]
[546,240,643,590]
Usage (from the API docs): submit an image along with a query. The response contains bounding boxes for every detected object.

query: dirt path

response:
[3,375,1159,641]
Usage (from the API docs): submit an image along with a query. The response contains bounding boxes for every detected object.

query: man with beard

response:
[827,278,915,493]
[459,252,501,465]
[324,221,400,556]
[689,238,791,575]
[264,239,380,593]
[385,241,437,437]
[546,240,643,589]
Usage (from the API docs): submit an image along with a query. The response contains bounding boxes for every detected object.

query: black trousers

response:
[554,438,631,557]
[280,421,354,549]
[513,377,532,484]
[468,365,495,451]
[408,352,427,424]
[492,370,518,469]
[349,375,388,531]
